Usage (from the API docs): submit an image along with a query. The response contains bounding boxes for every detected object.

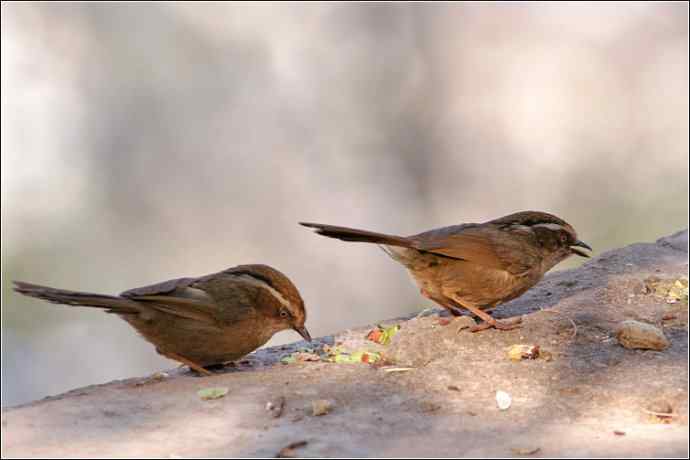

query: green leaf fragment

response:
[332,349,381,364]
[378,325,400,345]
[280,355,297,364]
[280,350,321,364]
[367,324,400,345]
[280,343,383,365]
[197,387,229,400]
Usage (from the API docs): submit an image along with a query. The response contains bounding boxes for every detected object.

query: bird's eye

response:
[280,309,289,318]
[560,233,568,243]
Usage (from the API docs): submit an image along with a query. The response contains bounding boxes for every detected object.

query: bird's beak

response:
[570,240,592,258]
[294,325,312,342]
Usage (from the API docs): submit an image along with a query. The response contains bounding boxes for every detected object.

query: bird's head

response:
[494,211,592,269]
[225,264,311,342]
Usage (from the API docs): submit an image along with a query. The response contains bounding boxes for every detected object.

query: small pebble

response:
[616,320,670,351]
[496,390,512,410]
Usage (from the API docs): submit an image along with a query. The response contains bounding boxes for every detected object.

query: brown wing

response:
[411,224,540,276]
[120,277,197,297]
[121,277,221,326]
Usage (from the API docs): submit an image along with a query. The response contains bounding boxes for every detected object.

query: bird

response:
[13,264,311,375]
[301,211,591,332]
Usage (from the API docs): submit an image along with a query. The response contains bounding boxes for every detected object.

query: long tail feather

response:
[300,222,412,247]
[13,281,140,314]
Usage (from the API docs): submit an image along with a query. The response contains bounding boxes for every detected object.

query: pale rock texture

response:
[2,230,688,458]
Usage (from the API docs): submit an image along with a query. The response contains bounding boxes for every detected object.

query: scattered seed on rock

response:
[643,399,676,424]
[420,401,442,413]
[507,344,540,361]
[616,320,670,350]
[266,396,285,418]
[311,399,333,416]
[134,371,169,386]
[511,446,541,455]
[645,400,674,416]
[381,367,414,373]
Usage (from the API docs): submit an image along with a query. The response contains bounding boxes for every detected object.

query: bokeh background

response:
[2,3,687,407]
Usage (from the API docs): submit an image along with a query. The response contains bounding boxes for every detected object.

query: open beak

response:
[294,325,312,342]
[570,240,592,258]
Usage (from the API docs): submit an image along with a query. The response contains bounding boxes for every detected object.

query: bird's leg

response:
[161,350,212,376]
[449,297,522,332]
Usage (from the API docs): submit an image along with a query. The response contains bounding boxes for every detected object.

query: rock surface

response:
[2,230,689,458]
[385,315,477,367]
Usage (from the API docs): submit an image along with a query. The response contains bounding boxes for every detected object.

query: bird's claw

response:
[470,317,522,333]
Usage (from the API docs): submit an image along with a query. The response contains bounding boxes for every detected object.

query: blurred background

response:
[2,3,687,407]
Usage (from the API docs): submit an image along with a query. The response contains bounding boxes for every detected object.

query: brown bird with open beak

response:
[301,211,591,332]
[14,264,311,375]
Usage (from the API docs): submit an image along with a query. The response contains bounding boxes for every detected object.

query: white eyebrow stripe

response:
[533,223,565,232]
[234,274,291,309]
[511,224,534,234]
